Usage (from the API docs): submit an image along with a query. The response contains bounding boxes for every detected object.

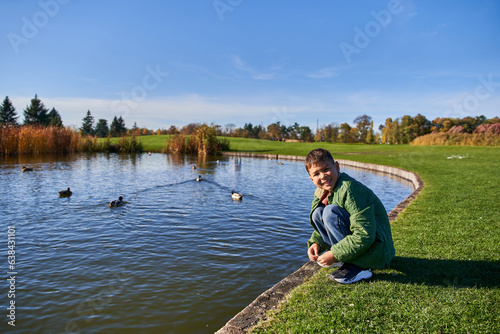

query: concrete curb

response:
[216,153,424,334]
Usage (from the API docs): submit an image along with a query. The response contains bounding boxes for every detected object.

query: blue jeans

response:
[311,204,351,247]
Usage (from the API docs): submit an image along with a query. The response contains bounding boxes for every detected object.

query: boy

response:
[305,148,395,284]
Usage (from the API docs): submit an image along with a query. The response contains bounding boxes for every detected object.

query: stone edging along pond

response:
[216,153,424,334]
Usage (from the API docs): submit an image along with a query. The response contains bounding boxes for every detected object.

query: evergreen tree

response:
[48,108,63,127]
[95,119,109,138]
[117,116,127,135]
[110,116,127,137]
[80,110,95,136]
[0,96,18,125]
[110,116,119,137]
[23,94,50,126]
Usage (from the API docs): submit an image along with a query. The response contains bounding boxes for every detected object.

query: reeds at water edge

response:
[0,125,143,155]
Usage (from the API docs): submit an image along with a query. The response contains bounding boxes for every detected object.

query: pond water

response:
[1,153,413,334]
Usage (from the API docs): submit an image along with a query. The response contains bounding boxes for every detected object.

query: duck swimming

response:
[109,196,124,207]
[195,175,202,182]
[231,190,242,201]
[58,187,72,197]
[192,165,197,169]
[22,166,33,172]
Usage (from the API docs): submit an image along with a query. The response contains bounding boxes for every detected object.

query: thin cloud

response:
[305,67,340,79]
[231,55,276,80]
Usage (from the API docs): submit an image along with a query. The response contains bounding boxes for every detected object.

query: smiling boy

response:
[305,148,395,283]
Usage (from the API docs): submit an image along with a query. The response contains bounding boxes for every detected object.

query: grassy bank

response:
[207,139,498,333]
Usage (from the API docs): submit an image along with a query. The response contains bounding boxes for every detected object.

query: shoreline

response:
[216,153,423,334]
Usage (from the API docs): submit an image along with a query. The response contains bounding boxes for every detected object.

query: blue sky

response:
[1,0,499,131]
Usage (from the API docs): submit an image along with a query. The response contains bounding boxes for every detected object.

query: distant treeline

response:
[1,95,499,147]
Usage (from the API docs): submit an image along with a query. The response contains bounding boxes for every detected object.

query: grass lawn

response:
[138,136,499,332]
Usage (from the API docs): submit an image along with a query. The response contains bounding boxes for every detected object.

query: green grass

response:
[131,136,499,332]
[103,135,168,152]
[217,139,498,333]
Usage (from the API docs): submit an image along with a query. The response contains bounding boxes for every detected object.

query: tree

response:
[266,122,281,140]
[110,116,127,137]
[400,115,414,144]
[339,123,352,143]
[353,114,372,143]
[131,121,139,135]
[180,123,199,135]
[224,123,236,136]
[366,120,375,144]
[413,113,431,137]
[297,126,313,142]
[0,96,18,125]
[315,123,340,143]
[80,110,95,136]
[167,125,179,135]
[117,116,126,135]
[95,119,109,137]
[48,108,63,127]
[381,118,392,144]
[23,94,50,126]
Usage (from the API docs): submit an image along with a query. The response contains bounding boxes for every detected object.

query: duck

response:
[109,196,124,207]
[231,190,242,201]
[278,161,283,165]
[22,166,33,172]
[192,165,197,170]
[58,187,72,197]
[195,175,202,182]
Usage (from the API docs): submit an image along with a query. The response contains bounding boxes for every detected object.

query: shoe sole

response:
[330,269,372,284]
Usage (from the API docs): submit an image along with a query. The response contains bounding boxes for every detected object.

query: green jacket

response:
[308,172,395,269]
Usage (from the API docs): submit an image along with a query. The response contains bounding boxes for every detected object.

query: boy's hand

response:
[317,251,337,267]
[307,243,320,261]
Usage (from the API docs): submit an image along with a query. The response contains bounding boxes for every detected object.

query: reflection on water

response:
[0,153,413,334]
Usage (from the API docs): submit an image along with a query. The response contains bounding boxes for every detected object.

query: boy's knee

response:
[312,206,324,222]
[323,205,350,223]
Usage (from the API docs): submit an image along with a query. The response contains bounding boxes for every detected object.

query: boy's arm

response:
[330,191,377,263]
[307,230,329,253]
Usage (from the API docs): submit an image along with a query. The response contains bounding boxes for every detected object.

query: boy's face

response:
[308,160,340,192]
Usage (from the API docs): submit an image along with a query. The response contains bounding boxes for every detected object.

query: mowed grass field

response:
[141,136,499,332]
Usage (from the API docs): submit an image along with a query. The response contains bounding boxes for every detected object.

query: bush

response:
[162,124,230,154]
[412,131,500,146]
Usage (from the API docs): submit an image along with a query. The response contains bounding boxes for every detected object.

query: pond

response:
[1,153,413,333]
